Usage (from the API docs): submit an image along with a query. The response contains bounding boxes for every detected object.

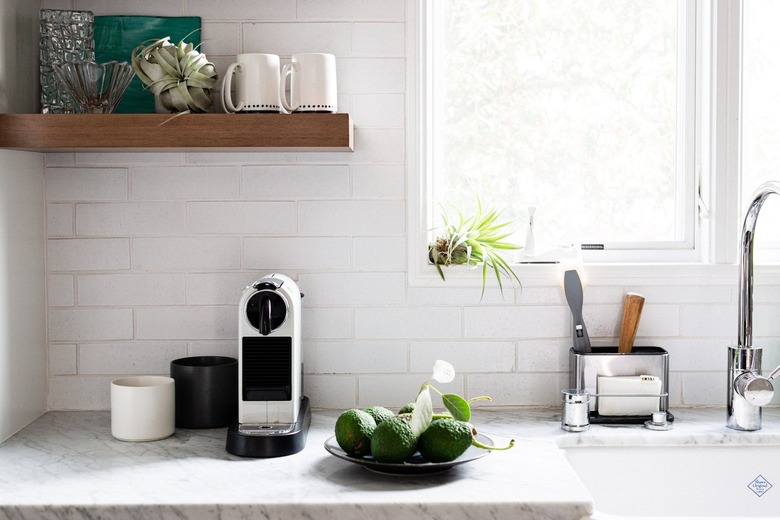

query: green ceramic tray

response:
[94,16,201,113]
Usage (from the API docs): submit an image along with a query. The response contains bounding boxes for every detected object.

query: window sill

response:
[410,262,780,289]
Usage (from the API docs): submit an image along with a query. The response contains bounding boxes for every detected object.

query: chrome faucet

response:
[728,181,780,430]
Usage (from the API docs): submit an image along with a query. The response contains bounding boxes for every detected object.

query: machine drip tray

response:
[226,396,311,458]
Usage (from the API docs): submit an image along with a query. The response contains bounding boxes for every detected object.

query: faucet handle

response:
[735,372,774,407]
[767,364,780,382]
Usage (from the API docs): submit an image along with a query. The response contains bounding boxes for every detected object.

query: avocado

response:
[417,418,473,462]
[363,406,395,425]
[370,416,418,463]
[398,402,415,414]
[335,409,376,457]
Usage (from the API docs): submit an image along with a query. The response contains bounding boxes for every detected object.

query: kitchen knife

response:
[564,270,591,353]
[618,292,645,354]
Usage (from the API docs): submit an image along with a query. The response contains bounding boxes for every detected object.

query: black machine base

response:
[226,396,311,458]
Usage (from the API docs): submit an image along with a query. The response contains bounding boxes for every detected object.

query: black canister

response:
[170,356,238,428]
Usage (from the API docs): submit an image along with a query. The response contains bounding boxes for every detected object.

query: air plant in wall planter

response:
[428,198,521,299]
[131,35,218,113]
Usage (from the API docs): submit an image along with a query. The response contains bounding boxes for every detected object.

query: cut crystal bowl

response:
[52,60,135,114]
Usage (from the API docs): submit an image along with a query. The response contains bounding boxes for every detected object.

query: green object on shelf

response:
[94,16,201,113]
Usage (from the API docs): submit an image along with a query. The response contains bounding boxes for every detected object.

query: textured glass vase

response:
[40,9,95,114]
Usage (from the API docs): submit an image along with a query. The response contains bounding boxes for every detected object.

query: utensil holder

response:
[569,346,673,424]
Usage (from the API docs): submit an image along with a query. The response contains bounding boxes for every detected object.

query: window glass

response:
[431,0,689,252]
[742,0,780,260]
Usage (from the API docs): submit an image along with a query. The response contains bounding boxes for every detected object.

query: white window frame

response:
[406,0,778,287]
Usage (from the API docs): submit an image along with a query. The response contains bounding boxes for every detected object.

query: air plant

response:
[131,35,218,113]
[428,199,521,298]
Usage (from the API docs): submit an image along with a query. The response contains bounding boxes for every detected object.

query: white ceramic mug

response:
[111,376,175,442]
[279,53,337,113]
[222,53,282,113]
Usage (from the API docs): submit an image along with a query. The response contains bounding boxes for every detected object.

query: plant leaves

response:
[431,359,455,383]
[410,386,433,437]
[442,393,471,421]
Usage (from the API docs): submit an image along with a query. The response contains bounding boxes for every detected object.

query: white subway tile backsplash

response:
[47,204,73,236]
[78,274,186,306]
[49,344,77,376]
[186,151,296,165]
[244,237,351,270]
[297,0,405,22]
[305,341,406,374]
[187,273,259,305]
[351,164,404,199]
[680,372,726,406]
[49,308,133,342]
[187,201,296,234]
[190,0,294,21]
[188,341,239,358]
[136,306,236,340]
[73,152,185,166]
[302,307,353,339]
[337,58,405,93]
[352,23,405,56]
[680,304,735,337]
[243,23,351,56]
[48,376,114,410]
[201,22,241,56]
[73,0,184,16]
[464,306,568,339]
[47,238,130,271]
[355,307,461,339]
[410,341,515,373]
[131,166,240,200]
[517,340,570,372]
[133,237,241,270]
[299,273,406,305]
[76,202,185,236]
[353,236,405,271]
[79,343,186,375]
[46,168,127,201]
[351,94,404,127]
[304,375,357,410]
[467,373,568,407]
[48,275,75,307]
[242,165,350,199]
[298,200,404,235]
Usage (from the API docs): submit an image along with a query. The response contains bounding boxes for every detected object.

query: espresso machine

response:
[226,273,310,457]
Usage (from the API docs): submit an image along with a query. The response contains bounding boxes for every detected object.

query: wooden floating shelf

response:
[0,113,354,152]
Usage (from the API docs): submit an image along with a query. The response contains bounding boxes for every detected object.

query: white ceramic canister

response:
[111,375,175,442]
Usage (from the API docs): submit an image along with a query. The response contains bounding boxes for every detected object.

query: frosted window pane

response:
[434,1,680,246]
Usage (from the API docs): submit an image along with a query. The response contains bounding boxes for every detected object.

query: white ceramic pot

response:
[110,375,175,442]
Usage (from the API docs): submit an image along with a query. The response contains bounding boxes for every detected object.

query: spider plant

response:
[131,35,218,113]
[428,199,521,298]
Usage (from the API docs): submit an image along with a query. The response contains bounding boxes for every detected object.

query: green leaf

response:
[410,386,433,437]
[442,393,471,421]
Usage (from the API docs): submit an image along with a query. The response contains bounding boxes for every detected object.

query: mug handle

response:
[279,62,297,113]
[221,63,244,113]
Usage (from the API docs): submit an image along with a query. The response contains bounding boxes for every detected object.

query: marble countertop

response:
[3,407,780,520]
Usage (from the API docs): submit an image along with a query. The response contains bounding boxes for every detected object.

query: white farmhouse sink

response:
[562,443,780,519]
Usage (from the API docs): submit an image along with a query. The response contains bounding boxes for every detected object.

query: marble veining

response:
[3,407,780,519]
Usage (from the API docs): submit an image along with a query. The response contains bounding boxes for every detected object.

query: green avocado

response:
[363,406,395,425]
[370,417,418,463]
[335,409,376,457]
[417,419,474,462]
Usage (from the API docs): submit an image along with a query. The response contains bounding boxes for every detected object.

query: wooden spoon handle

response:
[618,293,645,353]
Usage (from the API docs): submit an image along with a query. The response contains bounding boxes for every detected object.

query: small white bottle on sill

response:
[524,206,536,258]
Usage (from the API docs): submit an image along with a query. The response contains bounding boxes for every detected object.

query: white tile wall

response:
[42,0,760,412]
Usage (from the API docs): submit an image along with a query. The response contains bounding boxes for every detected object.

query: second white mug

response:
[280,53,337,113]
[222,53,282,113]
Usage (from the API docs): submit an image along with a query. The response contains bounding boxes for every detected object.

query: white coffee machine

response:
[226,273,310,457]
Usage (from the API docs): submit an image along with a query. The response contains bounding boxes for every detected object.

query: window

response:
[742,0,780,262]
[425,0,698,263]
